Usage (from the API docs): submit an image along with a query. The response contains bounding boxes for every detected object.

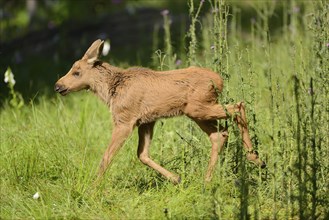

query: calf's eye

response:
[73,72,80,77]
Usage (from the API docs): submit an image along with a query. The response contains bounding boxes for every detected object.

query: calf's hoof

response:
[247,150,266,169]
[260,161,267,169]
[169,175,181,185]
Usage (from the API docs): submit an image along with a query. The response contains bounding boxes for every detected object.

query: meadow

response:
[1,0,328,219]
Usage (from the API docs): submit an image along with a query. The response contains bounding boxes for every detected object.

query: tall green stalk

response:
[187,0,204,66]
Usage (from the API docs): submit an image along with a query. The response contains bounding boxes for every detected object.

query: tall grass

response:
[1,0,328,219]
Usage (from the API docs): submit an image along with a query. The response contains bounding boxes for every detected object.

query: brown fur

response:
[55,39,265,184]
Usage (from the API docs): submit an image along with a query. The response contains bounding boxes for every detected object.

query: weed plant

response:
[1,0,328,219]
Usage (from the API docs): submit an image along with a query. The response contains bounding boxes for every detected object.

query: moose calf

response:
[55,39,265,184]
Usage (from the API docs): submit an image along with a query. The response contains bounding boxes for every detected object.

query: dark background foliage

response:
[0,0,291,102]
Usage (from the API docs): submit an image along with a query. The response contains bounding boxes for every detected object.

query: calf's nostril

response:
[54,83,62,92]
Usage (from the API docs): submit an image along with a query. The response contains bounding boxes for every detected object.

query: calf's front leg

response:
[98,124,134,177]
[137,122,181,184]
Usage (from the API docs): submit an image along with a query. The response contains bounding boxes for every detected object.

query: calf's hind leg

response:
[186,102,266,168]
[230,102,266,168]
[194,120,228,182]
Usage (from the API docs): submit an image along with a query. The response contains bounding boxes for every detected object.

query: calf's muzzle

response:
[54,83,68,96]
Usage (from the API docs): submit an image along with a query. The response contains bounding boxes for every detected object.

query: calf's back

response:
[109,66,224,125]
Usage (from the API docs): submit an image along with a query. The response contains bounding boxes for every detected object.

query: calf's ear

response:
[82,39,104,64]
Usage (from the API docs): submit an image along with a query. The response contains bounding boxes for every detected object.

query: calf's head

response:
[54,39,104,96]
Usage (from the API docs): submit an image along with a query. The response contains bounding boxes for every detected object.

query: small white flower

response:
[33,192,40,200]
[102,40,111,56]
[161,9,169,16]
[4,67,16,86]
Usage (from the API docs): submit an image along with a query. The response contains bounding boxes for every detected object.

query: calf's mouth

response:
[54,84,69,96]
